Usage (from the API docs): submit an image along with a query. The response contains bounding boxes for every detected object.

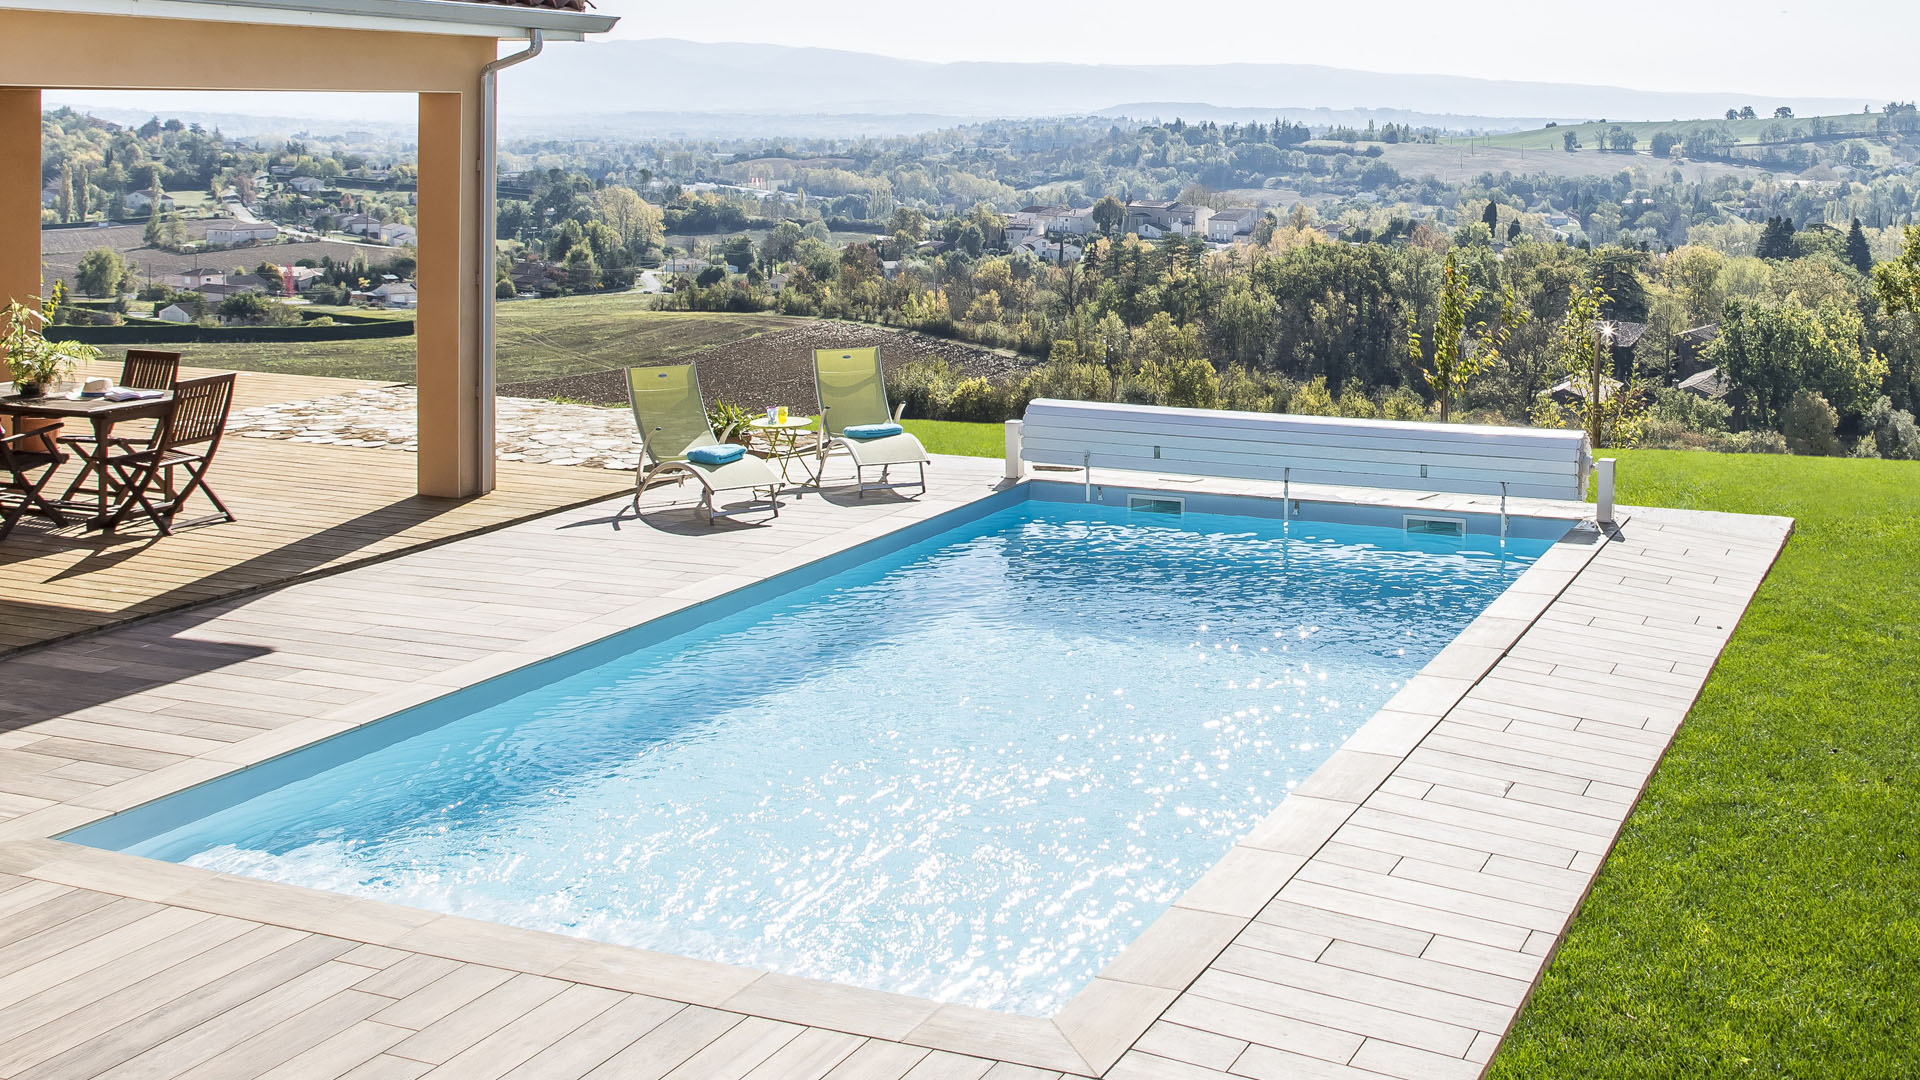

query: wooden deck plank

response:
[0,364,625,659]
[0,460,1790,1080]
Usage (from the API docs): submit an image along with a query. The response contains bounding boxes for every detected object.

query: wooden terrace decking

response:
[0,438,1791,1079]
[0,364,627,656]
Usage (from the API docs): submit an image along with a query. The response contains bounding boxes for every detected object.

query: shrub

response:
[1379,386,1431,421]
[1158,355,1221,410]
[1782,389,1841,455]
[1218,366,1293,413]
[1019,350,1115,408]
[888,358,963,421]
[944,376,1005,422]
[1728,429,1789,454]
[1336,378,1379,418]
[1650,387,1733,434]
[1115,368,1165,406]
[1862,395,1920,459]
[1289,376,1337,416]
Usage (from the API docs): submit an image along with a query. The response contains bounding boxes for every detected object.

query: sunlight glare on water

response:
[117,501,1547,1015]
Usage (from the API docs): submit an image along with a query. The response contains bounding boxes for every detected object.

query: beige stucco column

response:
[415,90,488,498]
[0,87,42,379]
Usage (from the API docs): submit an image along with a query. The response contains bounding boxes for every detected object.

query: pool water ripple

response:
[107,502,1547,1015]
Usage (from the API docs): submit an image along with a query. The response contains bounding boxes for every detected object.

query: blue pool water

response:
[74,497,1553,1015]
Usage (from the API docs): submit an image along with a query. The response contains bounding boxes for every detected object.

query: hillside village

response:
[32,102,1920,463]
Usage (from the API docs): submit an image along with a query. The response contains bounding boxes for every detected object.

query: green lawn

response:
[903,418,1008,458]
[1491,449,1920,1078]
[925,429,1918,1075]
[110,295,800,384]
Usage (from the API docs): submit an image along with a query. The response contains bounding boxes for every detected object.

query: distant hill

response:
[50,40,1879,138]
[1098,102,1568,133]
[498,39,1873,128]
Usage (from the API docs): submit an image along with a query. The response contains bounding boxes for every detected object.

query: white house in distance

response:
[287,176,329,194]
[156,303,195,323]
[123,189,175,213]
[1127,200,1214,237]
[1019,236,1083,263]
[1003,211,1044,247]
[162,267,226,289]
[370,281,417,308]
[1207,207,1262,242]
[338,214,382,236]
[1029,205,1094,236]
[205,221,279,245]
[378,222,417,245]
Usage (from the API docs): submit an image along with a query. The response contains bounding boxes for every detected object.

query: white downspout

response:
[476,29,543,492]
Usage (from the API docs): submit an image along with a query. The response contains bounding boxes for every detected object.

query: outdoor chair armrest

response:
[101,446,165,467]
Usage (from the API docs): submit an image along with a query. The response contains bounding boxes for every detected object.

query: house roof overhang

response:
[0,0,617,41]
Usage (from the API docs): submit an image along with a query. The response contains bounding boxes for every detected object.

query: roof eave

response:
[0,0,618,40]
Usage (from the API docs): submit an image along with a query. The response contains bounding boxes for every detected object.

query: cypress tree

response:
[1757,215,1796,259]
[1845,218,1873,273]
[1482,200,1500,234]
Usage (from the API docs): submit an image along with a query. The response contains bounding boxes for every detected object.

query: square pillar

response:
[0,87,43,380]
[415,90,490,497]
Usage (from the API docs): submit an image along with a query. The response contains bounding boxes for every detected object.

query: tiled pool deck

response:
[0,455,1790,1080]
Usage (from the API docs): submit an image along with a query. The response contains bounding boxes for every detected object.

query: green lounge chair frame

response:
[811,347,928,498]
[627,364,781,522]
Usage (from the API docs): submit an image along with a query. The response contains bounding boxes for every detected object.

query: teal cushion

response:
[686,443,746,465]
[844,422,903,440]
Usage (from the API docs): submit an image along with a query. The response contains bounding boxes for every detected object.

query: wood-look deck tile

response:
[0,430,1791,1080]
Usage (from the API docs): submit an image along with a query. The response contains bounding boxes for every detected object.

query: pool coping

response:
[0,464,1762,1077]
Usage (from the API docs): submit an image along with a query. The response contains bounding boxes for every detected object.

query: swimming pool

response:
[69,490,1560,1016]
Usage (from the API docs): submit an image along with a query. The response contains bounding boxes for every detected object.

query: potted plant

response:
[707,399,753,446]
[3,287,100,451]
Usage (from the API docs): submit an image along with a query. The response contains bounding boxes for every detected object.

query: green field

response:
[902,418,1007,458]
[1455,111,1884,152]
[109,294,800,384]
[923,432,1917,1075]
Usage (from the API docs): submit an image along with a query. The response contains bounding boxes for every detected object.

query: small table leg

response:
[87,415,114,518]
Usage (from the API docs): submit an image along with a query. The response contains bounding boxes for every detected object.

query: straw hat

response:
[80,376,112,395]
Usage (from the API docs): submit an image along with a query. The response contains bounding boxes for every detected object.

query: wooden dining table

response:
[0,387,174,527]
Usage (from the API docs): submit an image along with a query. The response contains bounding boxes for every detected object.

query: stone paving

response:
[228,385,646,471]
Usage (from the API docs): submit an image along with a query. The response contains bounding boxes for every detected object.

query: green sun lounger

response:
[812,347,929,497]
[627,364,781,522]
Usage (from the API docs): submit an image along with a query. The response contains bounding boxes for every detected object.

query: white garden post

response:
[1004,420,1024,480]
[1596,457,1616,526]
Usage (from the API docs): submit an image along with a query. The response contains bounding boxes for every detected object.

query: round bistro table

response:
[746,415,818,486]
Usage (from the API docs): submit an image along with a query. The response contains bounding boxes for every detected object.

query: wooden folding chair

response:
[59,349,183,503]
[0,429,69,540]
[97,372,237,536]
[119,350,183,391]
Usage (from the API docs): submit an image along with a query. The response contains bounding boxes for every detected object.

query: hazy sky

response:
[594,0,1914,101]
[43,0,1913,123]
